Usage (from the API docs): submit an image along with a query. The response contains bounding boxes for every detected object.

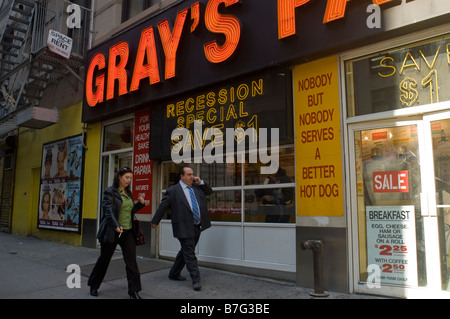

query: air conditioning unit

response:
[17,107,59,129]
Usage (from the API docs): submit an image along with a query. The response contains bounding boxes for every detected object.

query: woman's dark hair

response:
[113,167,133,194]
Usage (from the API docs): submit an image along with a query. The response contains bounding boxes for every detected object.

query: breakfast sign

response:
[82,0,406,123]
[366,206,418,287]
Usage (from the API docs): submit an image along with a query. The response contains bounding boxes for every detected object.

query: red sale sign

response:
[133,110,152,214]
[373,171,409,193]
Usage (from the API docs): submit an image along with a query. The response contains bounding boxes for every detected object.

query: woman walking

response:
[88,167,146,299]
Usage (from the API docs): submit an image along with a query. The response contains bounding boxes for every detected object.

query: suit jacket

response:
[97,186,145,243]
[152,182,213,239]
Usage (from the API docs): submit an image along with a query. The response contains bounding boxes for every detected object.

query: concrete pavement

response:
[0,232,383,301]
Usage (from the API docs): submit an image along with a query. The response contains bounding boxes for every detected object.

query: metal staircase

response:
[0,0,34,77]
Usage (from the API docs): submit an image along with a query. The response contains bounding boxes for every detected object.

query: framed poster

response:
[38,134,84,233]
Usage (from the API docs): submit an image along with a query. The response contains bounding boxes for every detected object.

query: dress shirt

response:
[179,180,203,214]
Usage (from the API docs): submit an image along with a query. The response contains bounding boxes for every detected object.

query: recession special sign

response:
[82,0,398,123]
[294,55,343,217]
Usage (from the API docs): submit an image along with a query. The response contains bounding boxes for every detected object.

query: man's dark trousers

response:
[169,224,202,283]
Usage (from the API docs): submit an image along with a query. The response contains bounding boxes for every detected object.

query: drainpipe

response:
[89,0,95,49]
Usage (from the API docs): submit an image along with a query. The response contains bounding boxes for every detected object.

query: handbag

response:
[134,216,145,246]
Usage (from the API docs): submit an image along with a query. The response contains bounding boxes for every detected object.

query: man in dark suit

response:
[151,166,213,291]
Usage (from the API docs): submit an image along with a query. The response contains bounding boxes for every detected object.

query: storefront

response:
[343,29,450,298]
[150,68,296,272]
[81,0,450,296]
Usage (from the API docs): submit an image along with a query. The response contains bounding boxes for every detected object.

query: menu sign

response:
[133,110,153,214]
[366,205,418,287]
[294,55,343,217]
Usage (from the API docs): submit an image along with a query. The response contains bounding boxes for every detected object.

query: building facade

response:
[1,0,450,298]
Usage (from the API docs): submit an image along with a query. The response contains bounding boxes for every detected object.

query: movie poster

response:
[38,135,84,232]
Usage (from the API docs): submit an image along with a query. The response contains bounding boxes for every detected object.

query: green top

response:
[118,188,133,230]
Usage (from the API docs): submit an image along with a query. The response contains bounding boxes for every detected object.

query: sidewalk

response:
[0,232,382,300]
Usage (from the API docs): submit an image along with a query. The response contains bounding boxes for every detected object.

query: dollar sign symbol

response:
[234,121,246,145]
[399,77,419,107]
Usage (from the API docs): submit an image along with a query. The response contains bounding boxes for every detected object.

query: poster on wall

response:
[133,110,152,214]
[293,55,344,216]
[38,134,84,233]
[366,206,418,287]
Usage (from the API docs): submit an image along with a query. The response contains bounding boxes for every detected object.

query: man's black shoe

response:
[192,282,202,291]
[90,287,98,297]
[169,275,187,281]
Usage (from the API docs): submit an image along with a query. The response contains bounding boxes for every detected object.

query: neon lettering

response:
[204,0,241,64]
[106,41,129,100]
[158,8,189,80]
[85,53,106,107]
[130,26,160,92]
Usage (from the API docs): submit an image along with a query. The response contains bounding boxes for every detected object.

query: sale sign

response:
[373,171,409,193]
[133,110,153,214]
[366,206,418,287]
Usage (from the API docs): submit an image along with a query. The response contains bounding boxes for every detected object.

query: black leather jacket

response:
[97,186,145,243]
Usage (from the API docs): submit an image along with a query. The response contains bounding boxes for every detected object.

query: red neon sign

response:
[191,2,200,33]
[130,26,160,92]
[158,8,189,80]
[86,53,105,107]
[106,41,129,100]
[85,0,406,106]
[85,0,242,106]
[204,0,241,64]
[278,0,310,40]
[277,0,403,39]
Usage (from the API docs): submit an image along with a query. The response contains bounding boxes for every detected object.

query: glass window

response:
[160,145,295,224]
[244,187,295,223]
[103,120,134,152]
[208,190,242,222]
[245,147,295,185]
[200,161,241,188]
[346,35,450,117]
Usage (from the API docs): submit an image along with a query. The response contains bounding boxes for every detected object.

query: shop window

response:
[346,34,450,117]
[122,0,161,22]
[103,119,134,152]
[161,146,295,224]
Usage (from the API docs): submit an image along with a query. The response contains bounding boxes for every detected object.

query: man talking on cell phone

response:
[151,166,213,291]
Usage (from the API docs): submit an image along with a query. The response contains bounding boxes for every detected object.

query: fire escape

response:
[0,0,91,136]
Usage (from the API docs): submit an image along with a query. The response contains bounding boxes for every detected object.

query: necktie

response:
[187,186,200,224]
